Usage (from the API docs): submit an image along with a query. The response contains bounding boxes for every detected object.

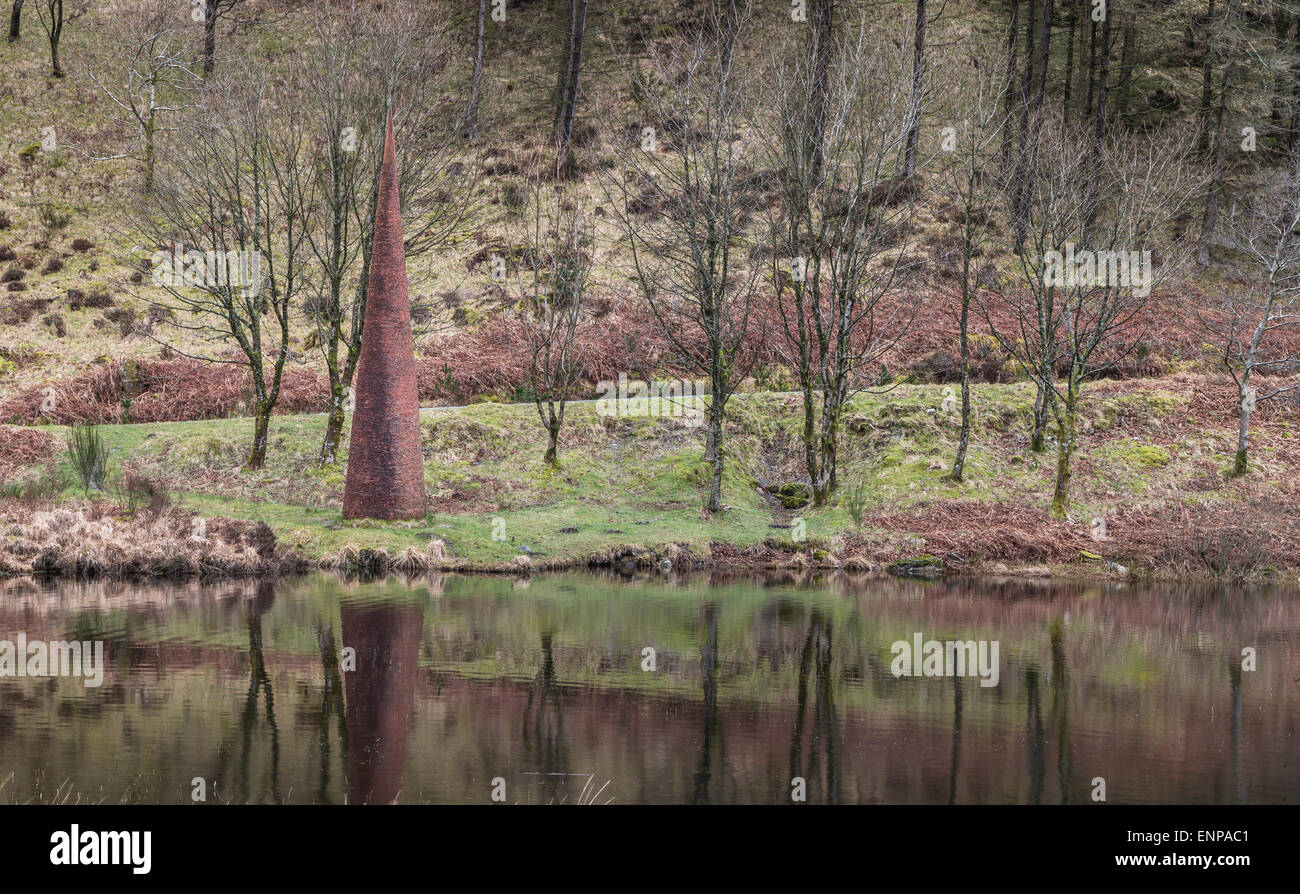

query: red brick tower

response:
[342,111,427,520]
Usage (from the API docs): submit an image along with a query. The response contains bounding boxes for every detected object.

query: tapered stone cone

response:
[342,111,427,520]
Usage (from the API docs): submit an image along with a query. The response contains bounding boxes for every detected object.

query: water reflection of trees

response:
[211,580,280,804]
[522,630,570,802]
[787,608,839,804]
[1026,664,1045,804]
[315,621,348,804]
[949,675,962,805]
[1050,621,1072,804]
[4,571,1297,804]
[692,602,722,804]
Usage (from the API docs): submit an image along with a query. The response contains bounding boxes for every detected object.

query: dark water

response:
[0,571,1295,804]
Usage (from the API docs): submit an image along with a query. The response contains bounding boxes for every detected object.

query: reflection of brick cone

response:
[343,111,426,520]
[342,599,423,804]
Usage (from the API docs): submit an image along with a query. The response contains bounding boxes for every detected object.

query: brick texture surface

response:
[342,112,427,520]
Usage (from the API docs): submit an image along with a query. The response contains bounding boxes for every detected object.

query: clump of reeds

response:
[66,423,109,497]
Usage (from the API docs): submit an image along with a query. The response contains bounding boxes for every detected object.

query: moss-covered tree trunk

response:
[543,420,560,466]
[1031,377,1050,452]
[318,373,347,467]
[801,385,820,505]
[1233,379,1252,477]
[953,285,972,480]
[1049,385,1077,518]
[247,401,271,470]
[536,399,566,466]
[704,384,725,514]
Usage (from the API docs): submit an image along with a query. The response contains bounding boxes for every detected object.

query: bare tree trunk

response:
[1049,386,1078,517]
[552,0,575,133]
[8,0,22,41]
[1063,0,1077,119]
[1199,25,1235,267]
[902,0,926,179]
[1115,18,1136,124]
[1030,377,1050,452]
[954,308,972,478]
[38,0,65,77]
[814,385,844,504]
[1268,9,1293,150]
[1095,9,1111,139]
[463,0,486,139]
[807,0,835,180]
[49,30,61,77]
[143,108,156,192]
[544,418,560,466]
[1010,0,1036,245]
[1234,380,1252,476]
[999,0,1021,173]
[1197,0,1218,155]
[248,403,271,470]
[319,377,347,466]
[1013,0,1051,252]
[953,252,973,479]
[1290,23,1300,153]
[553,0,589,178]
[1084,11,1097,119]
[204,0,217,77]
[705,387,725,513]
[1084,6,1111,238]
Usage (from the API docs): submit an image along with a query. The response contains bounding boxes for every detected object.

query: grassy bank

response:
[2,377,1299,582]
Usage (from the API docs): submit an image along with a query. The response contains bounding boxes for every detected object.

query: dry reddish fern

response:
[0,426,56,479]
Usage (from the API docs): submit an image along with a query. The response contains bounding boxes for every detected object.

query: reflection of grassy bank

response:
[2,379,1298,581]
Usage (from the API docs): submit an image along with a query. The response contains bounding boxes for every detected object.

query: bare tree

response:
[512,178,592,465]
[760,10,922,505]
[934,59,1012,482]
[606,0,762,514]
[296,0,466,466]
[32,0,82,78]
[81,0,199,191]
[1195,153,1300,476]
[138,60,312,469]
[983,124,1198,516]
[199,0,250,77]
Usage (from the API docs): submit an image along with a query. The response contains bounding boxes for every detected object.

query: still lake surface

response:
[0,571,1295,804]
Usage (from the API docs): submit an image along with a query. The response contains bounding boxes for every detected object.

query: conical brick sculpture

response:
[342,111,427,520]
